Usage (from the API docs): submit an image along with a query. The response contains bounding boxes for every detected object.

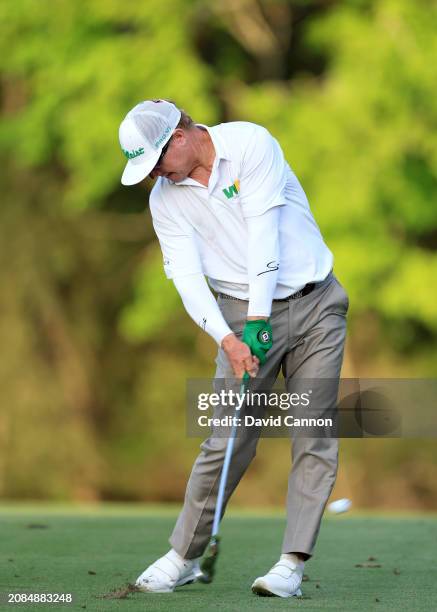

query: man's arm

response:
[246,206,281,320]
[150,187,258,378]
[173,273,231,345]
[237,126,286,364]
[173,273,259,378]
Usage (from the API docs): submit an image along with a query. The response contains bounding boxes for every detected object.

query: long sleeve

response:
[173,273,233,345]
[246,206,281,317]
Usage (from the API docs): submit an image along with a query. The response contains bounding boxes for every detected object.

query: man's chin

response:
[167,172,186,183]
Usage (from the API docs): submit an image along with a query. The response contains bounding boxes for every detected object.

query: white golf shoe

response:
[251,554,304,598]
[135,549,201,593]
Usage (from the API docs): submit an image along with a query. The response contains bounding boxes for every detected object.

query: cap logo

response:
[123,147,144,160]
[154,125,171,149]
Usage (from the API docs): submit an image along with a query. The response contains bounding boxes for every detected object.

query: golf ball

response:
[327,498,352,514]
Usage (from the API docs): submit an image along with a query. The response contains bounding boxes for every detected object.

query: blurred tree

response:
[0,0,217,500]
[0,0,216,208]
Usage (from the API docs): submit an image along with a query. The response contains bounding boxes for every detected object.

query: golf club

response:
[198,371,251,583]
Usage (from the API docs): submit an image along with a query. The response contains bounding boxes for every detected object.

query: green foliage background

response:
[0,0,436,508]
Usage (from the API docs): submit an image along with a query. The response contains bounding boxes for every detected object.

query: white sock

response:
[167,548,192,568]
[280,553,305,573]
[167,548,201,567]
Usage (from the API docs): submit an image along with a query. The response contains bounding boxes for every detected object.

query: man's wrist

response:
[242,319,273,365]
[247,316,269,321]
[221,332,237,349]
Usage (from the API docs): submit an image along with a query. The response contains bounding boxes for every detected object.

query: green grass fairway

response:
[1,506,436,611]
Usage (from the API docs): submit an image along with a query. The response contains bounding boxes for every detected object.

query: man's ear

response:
[171,128,186,147]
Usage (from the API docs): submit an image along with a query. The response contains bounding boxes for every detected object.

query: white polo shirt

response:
[149,121,333,298]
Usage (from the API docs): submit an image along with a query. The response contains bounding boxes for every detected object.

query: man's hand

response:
[221,333,260,379]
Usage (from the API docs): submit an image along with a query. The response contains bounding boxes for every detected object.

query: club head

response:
[198,536,220,583]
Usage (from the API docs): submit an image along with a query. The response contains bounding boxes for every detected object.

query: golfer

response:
[118,99,349,598]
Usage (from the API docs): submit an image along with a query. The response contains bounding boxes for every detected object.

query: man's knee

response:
[199,434,258,467]
[292,438,338,475]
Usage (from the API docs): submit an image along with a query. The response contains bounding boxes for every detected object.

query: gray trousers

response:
[170,272,349,559]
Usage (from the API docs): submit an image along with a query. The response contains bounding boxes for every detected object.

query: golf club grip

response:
[211,373,250,537]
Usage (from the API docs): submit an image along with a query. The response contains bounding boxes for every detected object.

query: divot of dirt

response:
[99,583,140,600]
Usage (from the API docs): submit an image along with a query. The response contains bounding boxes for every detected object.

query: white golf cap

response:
[119,99,181,185]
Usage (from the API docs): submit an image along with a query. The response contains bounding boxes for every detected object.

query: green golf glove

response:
[242,319,273,365]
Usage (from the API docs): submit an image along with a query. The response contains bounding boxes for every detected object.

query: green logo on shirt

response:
[222,179,240,199]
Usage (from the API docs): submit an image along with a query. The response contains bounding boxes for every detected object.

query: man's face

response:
[149,129,192,183]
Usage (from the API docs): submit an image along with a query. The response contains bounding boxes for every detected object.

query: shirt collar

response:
[197,123,232,162]
[168,123,231,188]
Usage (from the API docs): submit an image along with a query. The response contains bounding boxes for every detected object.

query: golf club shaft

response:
[211,372,250,538]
